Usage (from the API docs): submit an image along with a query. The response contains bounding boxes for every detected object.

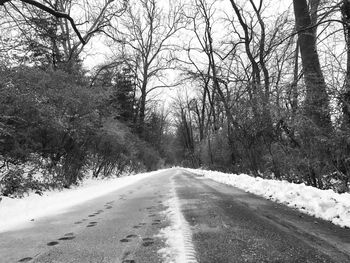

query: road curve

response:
[0,168,349,263]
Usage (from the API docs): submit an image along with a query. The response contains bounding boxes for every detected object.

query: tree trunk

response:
[138,78,147,137]
[293,0,332,131]
[341,0,350,127]
[291,40,299,119]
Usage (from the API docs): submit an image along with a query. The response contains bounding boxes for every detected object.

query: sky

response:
[52,0,344,109]
[81,0,292,71]
[80,0,293,106]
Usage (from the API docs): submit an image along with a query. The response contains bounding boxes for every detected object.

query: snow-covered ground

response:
[185,168,350,228]
[0,169,167,233]
[157,172,197,263]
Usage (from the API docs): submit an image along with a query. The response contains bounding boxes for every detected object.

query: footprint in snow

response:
[126,234,138,238]
[18,257,33,262]
[142,241,154,247]
[47,241,59,246]
[142,237,155,247]
[87,222,98,227]
[58,236,75,241]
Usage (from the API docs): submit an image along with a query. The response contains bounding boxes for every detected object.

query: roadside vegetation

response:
[1,0,350,197]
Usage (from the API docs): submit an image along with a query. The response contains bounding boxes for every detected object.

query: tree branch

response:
[1,0,86,45]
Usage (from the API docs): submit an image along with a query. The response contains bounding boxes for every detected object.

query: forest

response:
[1,0,350,197]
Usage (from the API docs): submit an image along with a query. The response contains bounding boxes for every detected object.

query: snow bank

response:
[185,168,350,228]
[0,169,167,233]
[157,174,197,263]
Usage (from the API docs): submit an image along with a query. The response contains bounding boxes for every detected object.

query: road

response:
[0,168,349,263]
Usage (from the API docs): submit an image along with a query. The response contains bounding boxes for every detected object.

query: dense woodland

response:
[1,0,350,196]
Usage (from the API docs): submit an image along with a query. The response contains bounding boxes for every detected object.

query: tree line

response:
[0,0,172,196]
[1,0,350,196]
[172,0,350,193]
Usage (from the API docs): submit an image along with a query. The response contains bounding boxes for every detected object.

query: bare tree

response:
[108,0,187,135]
[228,0,274,128]
[0,0,86,44]
[1,0,126,65]
[293,0,332,131]
[341,0,350,126]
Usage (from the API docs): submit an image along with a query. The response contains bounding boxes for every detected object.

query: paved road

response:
[0,170,174,263]
[176,170,350,263]
[0,168,349,263]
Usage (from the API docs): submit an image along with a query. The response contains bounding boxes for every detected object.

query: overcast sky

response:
[82,0,292,70]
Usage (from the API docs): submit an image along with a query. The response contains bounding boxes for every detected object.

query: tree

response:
[293,0,332,131]
[109,66,137,124]
[0,0,126,68]
[341,0,350,127]
[0,0,86,44]
[108,0,187,136]
[172,96,198,167]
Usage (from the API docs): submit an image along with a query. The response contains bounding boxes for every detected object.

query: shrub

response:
[0,168,46,198]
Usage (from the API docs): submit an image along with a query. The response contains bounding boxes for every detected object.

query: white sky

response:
[80,0,345,110]
[82,0,292,70]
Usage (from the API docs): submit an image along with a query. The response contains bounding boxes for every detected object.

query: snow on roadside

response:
[0,169,167,233]
[185,168,350,228]
[157,175,197,263]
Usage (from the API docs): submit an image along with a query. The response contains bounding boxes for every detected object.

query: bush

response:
[137,142,162,171]
[0,65,168,191]
[0,168,46,198]
[0,66,101,186]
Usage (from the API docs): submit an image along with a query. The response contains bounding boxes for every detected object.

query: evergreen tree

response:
[109,67,136,125]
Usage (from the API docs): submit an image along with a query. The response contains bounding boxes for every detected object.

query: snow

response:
[185,168,350,228]
[0,169,166,233]
[157,172,197,263]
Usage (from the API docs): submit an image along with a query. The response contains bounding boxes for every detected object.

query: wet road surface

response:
[0,168,349,263]
[176,170,350,263]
